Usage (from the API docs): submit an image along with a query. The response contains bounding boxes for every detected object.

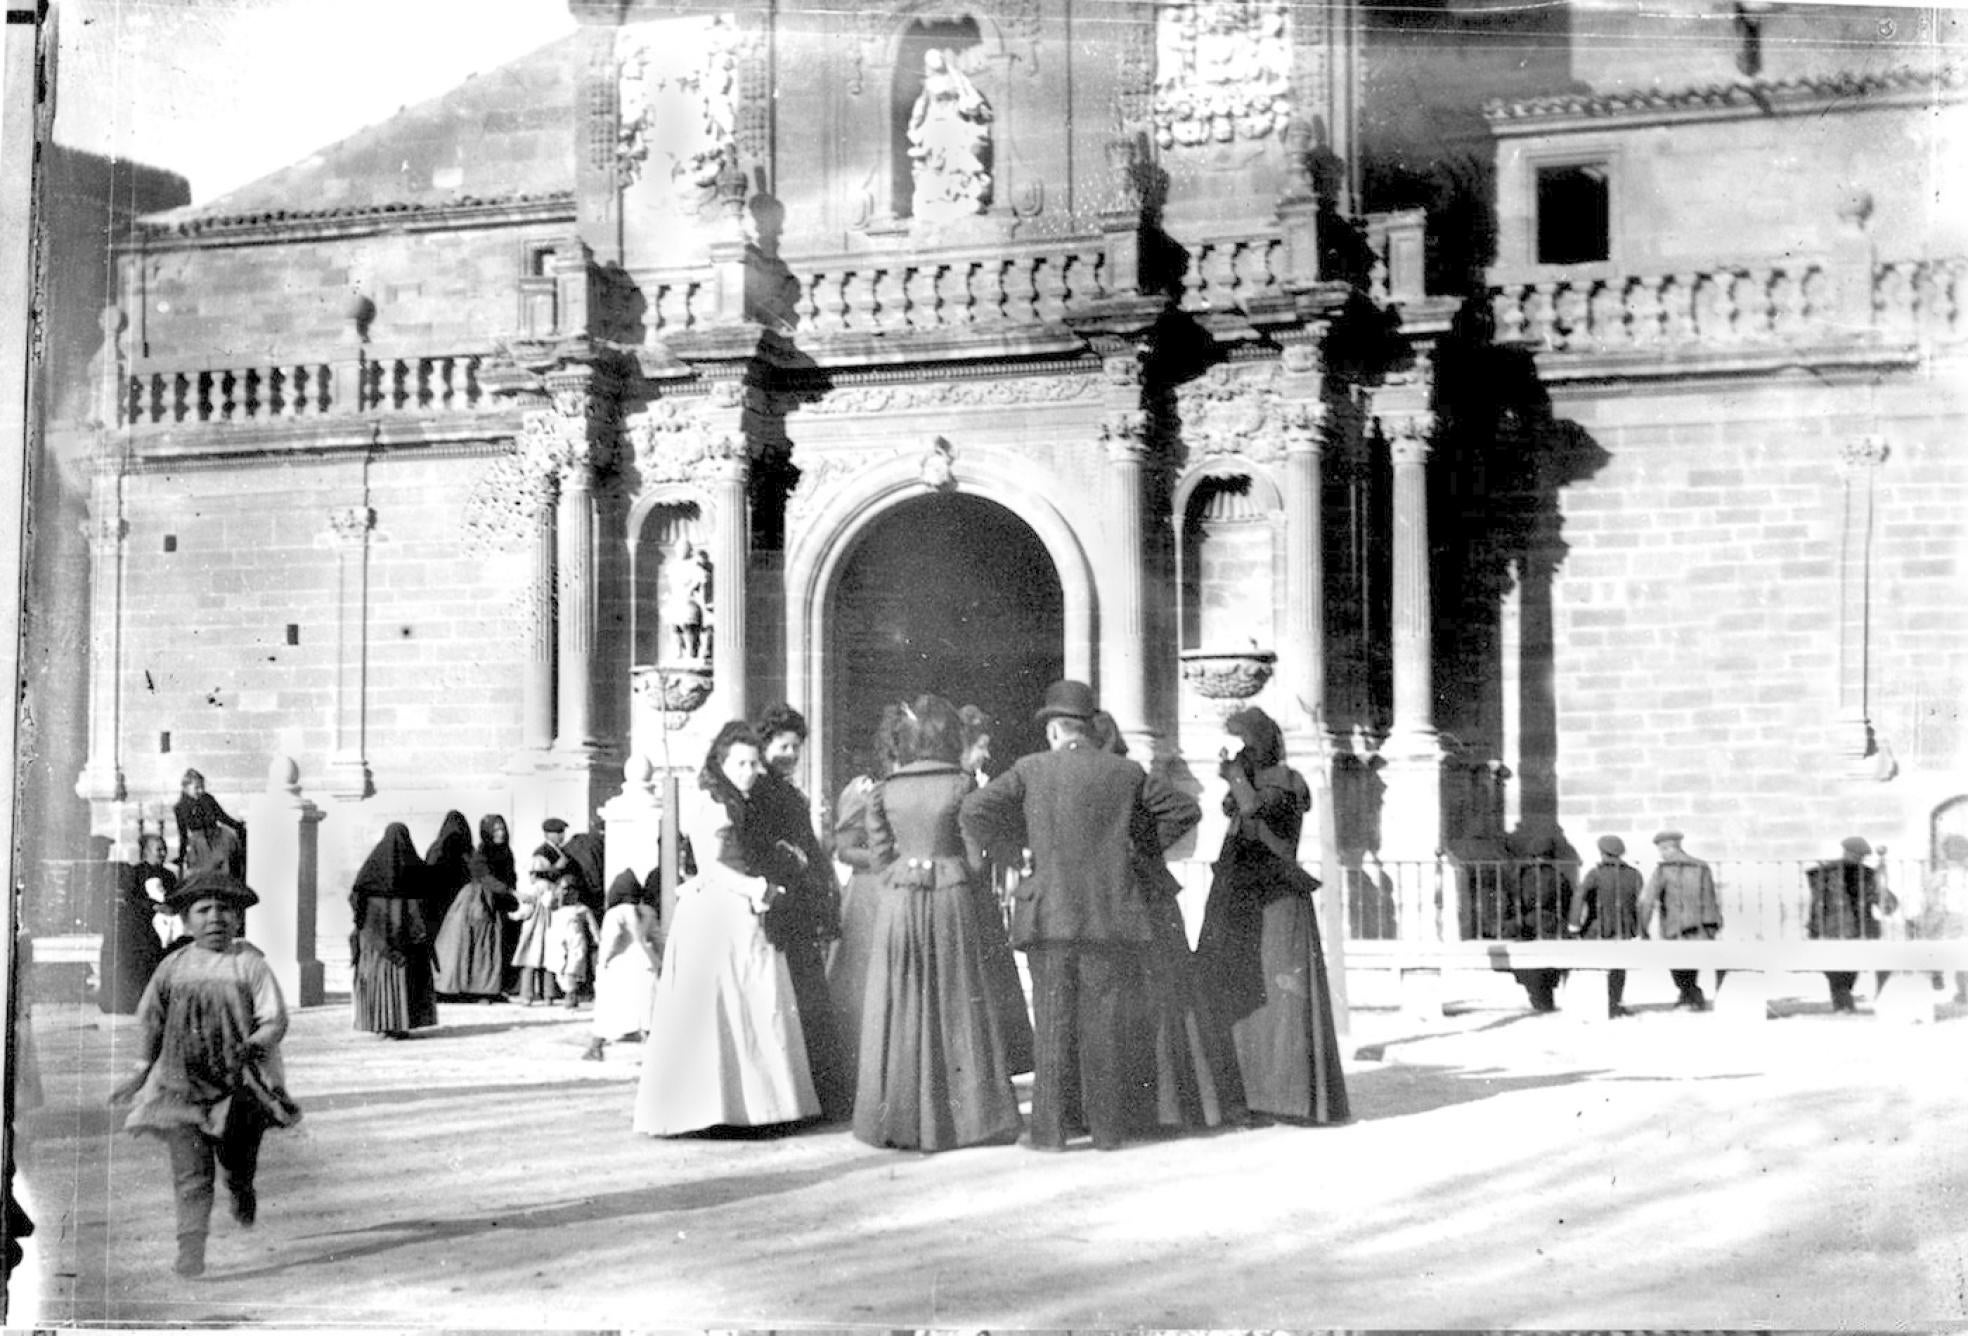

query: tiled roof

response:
[1484,64,1962,123]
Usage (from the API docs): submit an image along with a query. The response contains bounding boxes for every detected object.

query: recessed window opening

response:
[285,624,300,646]
[163,534,177,552]
[1535,163,1610,266]
[159,731,171,753]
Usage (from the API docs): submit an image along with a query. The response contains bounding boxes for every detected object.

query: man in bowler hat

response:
[1567,834,1643,1017]
[1636,829,1722,1009]
[960,680,1191,1151]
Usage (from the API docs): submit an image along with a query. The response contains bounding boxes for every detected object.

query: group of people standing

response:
[630,682,1350,1153]
[346,809,664,1054]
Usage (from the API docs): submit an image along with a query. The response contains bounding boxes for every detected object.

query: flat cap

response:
[1652,829,1684,845]
[1841,835,1872,857]
[542,817,569,834]
[1597,834,1626,857]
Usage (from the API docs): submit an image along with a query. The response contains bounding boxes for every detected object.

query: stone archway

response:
[823,492,1063,797]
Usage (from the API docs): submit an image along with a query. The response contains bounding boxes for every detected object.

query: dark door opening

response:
[827,493,1064,800]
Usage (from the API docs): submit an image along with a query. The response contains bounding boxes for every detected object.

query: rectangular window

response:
[1535,163,1610,266]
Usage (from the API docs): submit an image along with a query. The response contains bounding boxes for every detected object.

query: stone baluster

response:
[245,755,326,1007]
[907,264,941,332]
[76,449,129,807]
[1524,284,1555,347]
[1627,276,1662,347]
[843,270,878,333]
[323,503,376,800]
[938,263,974,326]
[1002,257,1037,324]
[1662,274,1695,344]
[973,261,1006,323]
[1493,287,1527,343]
[1035,255,1068,324]
[876,268,910,334]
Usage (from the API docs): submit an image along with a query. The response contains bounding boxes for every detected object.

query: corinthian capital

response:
[1101,410,1152,462]
[1382,412,1436,465]
[1279,400,1325,454]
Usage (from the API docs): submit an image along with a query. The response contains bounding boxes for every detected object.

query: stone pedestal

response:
[245,756,326,1007]
[598,756,667,893]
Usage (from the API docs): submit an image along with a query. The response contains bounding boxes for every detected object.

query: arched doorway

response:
[826,492,1063,796]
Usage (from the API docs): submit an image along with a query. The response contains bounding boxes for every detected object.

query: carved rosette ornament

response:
[1153,0,1293,148]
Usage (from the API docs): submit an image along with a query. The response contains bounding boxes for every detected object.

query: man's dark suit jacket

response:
[959,739,1192,950]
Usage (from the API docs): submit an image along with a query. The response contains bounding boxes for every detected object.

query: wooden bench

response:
[1341,938,1968,1022]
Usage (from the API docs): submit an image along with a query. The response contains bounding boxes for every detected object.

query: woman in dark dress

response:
[826,704,905,1094]
[100,832,173,1015]
[853,695,1024,1152]
[1194,707,1349,1125]
[957,704,1035,1077]
[477,814,522,992]
[422,811,475,934]
[351,823,439,1039]
[1091,711,1246,1133]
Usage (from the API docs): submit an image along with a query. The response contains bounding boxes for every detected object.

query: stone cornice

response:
[125,192,577,251]
[1484,65,1963,134]
[122,413,526,471]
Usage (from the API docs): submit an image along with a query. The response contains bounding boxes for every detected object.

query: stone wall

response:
[1541,362,1968,862]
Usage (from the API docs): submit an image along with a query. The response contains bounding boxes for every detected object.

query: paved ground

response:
[12,969,1968,1330]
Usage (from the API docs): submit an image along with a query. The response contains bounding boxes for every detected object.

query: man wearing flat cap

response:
[1636,829,1722,1010]
[960,680,1191,1151]
[1806,835,1897,1013]
[1567,835,1644,1017]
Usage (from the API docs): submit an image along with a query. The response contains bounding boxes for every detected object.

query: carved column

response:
[1278,341,1329,753]
[1099,349,1154,756]
[701,383,752,727]
[76,447,128,810]
[537,366,620,757]
[323,504,375,801]
[1379,410,1446,872]
[1837,435,1889,768]
[521,494,557,752]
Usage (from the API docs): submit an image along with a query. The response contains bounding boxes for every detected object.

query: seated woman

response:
[100,832,173,1016]
[173,769,246,881]
[633,723,820,1136]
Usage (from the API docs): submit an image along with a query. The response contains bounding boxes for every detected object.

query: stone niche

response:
[1178,469,1280,710]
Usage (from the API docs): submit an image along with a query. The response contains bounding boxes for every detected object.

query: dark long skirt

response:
[432,885,505,1000]
[1137,896,1246,1131]
[970,874,1035,1076]
[99,891,166,1015]
[825,866,884,1095]
[853,862,1024,1151]
[1228,890,1349,1124]
[352,950,438,1035]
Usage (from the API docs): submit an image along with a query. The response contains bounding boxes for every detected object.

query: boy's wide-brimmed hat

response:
[1033,679,1098,723]
[164,869,259,915]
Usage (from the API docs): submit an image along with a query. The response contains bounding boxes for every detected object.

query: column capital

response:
[1101,347,1148,394]
[1382,412,1437,465]
[1100,409,1152,463]
[1280,400,1325,456]
[326,505,375,544]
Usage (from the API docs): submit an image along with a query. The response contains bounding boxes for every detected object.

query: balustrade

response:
[121,352,486,428]
[1179,234,1283,312]
[1490,258,1964,354]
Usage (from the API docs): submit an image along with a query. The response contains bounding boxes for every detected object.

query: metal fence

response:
[1338,857,1949,945]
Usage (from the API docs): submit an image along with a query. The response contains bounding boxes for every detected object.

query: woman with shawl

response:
[475,814,522,993]
[586,869,664,1059]
[173,769,247,881]
[432,830,511,1004]
[421,811,475,937]
[350,823,439,1039]
[1090,711,1246,1134]
[108,870,298,1279]
[633,722,819,1135]
[1194,707,1349,1125]
[100,832,172,1015]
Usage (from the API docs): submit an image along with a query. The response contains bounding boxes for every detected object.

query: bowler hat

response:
[1652,829,1684,845]
[1034,679,1098,723]
[164,869,259,916]
[1841,835,1872,858]
[1597,834,1625,857]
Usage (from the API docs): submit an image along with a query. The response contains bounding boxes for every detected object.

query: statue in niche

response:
[660,540,714,665]
[907,48,993,224]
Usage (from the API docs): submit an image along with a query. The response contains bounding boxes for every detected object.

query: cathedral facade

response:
[51,0,1968,990]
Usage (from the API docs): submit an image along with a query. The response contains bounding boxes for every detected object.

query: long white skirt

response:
[632,879,819,1135]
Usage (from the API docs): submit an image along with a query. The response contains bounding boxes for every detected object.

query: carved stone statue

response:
[907,49,993,225]
[659,540,713,664]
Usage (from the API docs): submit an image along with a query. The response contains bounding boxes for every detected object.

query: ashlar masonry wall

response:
[1543,361,1968,862]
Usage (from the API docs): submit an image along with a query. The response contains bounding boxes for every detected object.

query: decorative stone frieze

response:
[802,374,1101,415]
[1174,362,1295,464]
[786,448,905,528]
[617,16,753,198]
[1152,0,1293,148]
[626,398,747,487]
[1115,5,1156,125]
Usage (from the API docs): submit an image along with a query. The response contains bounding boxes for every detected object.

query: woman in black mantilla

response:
[1194,706,1349,1125]
[475,813,523,993]
[350,823,439,1039]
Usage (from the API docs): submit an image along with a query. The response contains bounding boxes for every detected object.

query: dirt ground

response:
[12,969,1968,1330]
